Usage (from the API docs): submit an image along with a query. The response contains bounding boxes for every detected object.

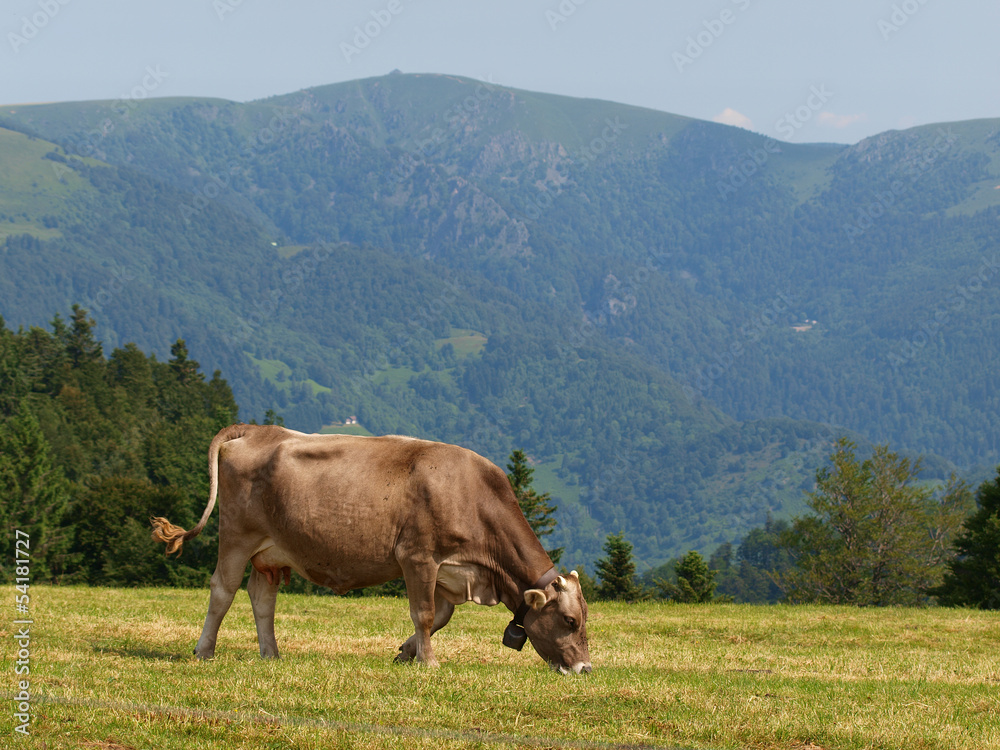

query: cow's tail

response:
[150,423,249,556]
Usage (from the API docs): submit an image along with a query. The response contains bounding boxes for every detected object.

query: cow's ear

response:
[524,589,548,610]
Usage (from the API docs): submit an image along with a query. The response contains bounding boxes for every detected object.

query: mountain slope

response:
[2,75,997,566]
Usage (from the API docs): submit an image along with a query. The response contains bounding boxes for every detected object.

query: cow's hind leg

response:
[395,585,454,667]
[194,549,251,660]
[247,566,281,659]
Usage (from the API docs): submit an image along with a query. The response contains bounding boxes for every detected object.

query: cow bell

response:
[502,619,528,650]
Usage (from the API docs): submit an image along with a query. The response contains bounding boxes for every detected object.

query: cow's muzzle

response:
[552,661,592,675]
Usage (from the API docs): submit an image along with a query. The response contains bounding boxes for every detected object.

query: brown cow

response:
[151,424,591,673]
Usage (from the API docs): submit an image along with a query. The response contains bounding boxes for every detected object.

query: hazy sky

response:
[3,0,998,144]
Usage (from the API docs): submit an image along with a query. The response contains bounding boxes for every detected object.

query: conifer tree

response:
[0,317,26,418]
[656,550,725,603]
[169,339,203,385]
[933,469,1000,609]
[64,305,103,366]
[506,449,563,563]
[595,531,645,601]
[0,400,73,581]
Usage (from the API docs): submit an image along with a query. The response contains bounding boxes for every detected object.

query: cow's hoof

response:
[393,644,418,664]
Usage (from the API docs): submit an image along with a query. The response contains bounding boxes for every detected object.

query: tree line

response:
[0,307,237,586]
[1,310,997,610]
[584,439,999,609]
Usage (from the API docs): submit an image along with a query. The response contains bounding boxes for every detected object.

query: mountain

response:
[2,73,998,568]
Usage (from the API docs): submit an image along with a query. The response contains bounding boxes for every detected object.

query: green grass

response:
[768,143,841,205]
[529,455,582,510]
[275,244,311,258]
[0,221,64,241]
[0,127,103,237]
[372,364,427,389]
[4,586,998,749]
[247,355,332,397]
[435,328,487,359]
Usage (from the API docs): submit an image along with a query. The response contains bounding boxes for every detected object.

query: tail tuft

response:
[150,516,189,556]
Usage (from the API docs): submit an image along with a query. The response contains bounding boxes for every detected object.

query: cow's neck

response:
[491,535,555,614]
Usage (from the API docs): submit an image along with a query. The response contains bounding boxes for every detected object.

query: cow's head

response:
[523,570,591,674]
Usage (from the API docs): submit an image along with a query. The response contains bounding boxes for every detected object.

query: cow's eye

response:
[564,616,577,630]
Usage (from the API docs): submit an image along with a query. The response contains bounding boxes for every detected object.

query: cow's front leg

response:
[247,566,281,659]
[395,590,455,665]
[396,566,449,667]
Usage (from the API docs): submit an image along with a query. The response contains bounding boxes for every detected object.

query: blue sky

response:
[3,0,997,144]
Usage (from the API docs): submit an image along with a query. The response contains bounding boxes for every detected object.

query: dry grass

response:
[2,586,998,749]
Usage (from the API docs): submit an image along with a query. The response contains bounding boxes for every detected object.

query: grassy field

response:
[246,355,332,397]
[2,586,998,749]
[435,328,488,359]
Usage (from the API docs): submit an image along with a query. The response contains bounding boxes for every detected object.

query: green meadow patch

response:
[3,586,998,749]
[435,328,487,359]
[247,354,332,397]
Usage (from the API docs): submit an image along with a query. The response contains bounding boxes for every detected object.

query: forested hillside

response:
[0,307,234,584]
[1,73,997,566]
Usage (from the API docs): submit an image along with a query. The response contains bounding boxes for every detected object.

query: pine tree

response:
[595,531,645,601]
[933,469,1000,609]
[720,516,794,603]
[0,400,74,581]
[262,409,285,426]
[169,339,203,385]
[656,550,725,603]
[0,316,26,417]
[64,305,103,367]
[506,448,563,563]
